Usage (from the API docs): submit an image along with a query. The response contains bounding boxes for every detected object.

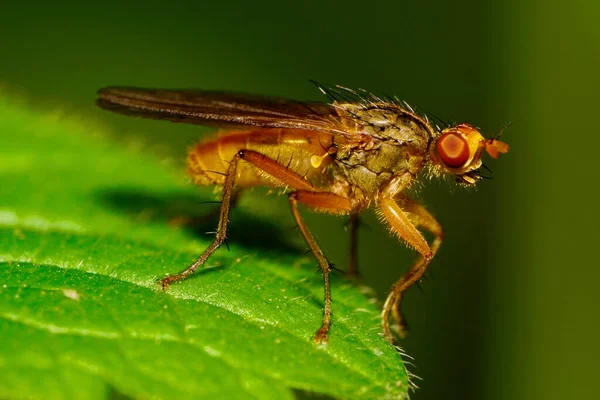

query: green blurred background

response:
[1,1,598,399]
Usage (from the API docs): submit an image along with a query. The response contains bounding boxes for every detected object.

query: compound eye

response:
[437,132,470,168]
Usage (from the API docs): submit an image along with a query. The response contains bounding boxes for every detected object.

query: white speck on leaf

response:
[203,345,221,357]
[63,289,80,300]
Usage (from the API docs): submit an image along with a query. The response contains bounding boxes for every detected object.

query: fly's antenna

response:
[494,121,513,140]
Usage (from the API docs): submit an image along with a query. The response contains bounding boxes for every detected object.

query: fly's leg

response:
[162,148,361,345]
[377,173,438,344]
[160,154,243,288]
[388,197,443,339]
[197,189,240,223]
[288,191,358,344]
[347,214,360,278]
[160,149,317,289]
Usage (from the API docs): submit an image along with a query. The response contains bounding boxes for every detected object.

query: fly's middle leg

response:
[377,172,443,344]
[288,191,359,344]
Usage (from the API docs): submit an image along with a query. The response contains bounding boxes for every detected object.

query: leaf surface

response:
[0,95,410,399]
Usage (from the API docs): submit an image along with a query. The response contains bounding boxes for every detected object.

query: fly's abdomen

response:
[187,128,334,188]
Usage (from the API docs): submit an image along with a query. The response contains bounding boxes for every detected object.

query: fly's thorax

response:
[332,105,432,197]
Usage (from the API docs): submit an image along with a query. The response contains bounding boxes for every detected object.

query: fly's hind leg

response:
[378,173,443,343]
[288,191,359,344]
[160,153,243,288]
[160,149,317,289]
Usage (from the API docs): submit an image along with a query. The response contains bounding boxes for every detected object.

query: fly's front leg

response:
[388,196,443,339]
[288,191,359,344]
[378,173,440,343]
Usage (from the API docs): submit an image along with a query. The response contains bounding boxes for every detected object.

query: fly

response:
[96,83,509,345]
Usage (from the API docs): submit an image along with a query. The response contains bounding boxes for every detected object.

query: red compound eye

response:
[437,133,470,168]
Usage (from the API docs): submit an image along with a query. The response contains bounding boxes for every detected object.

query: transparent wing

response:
[96,87,338,131]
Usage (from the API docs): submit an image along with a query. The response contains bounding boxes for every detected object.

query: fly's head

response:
[429,123,509,186]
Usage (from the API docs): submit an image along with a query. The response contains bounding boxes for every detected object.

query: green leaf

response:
[0,93,410,399]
